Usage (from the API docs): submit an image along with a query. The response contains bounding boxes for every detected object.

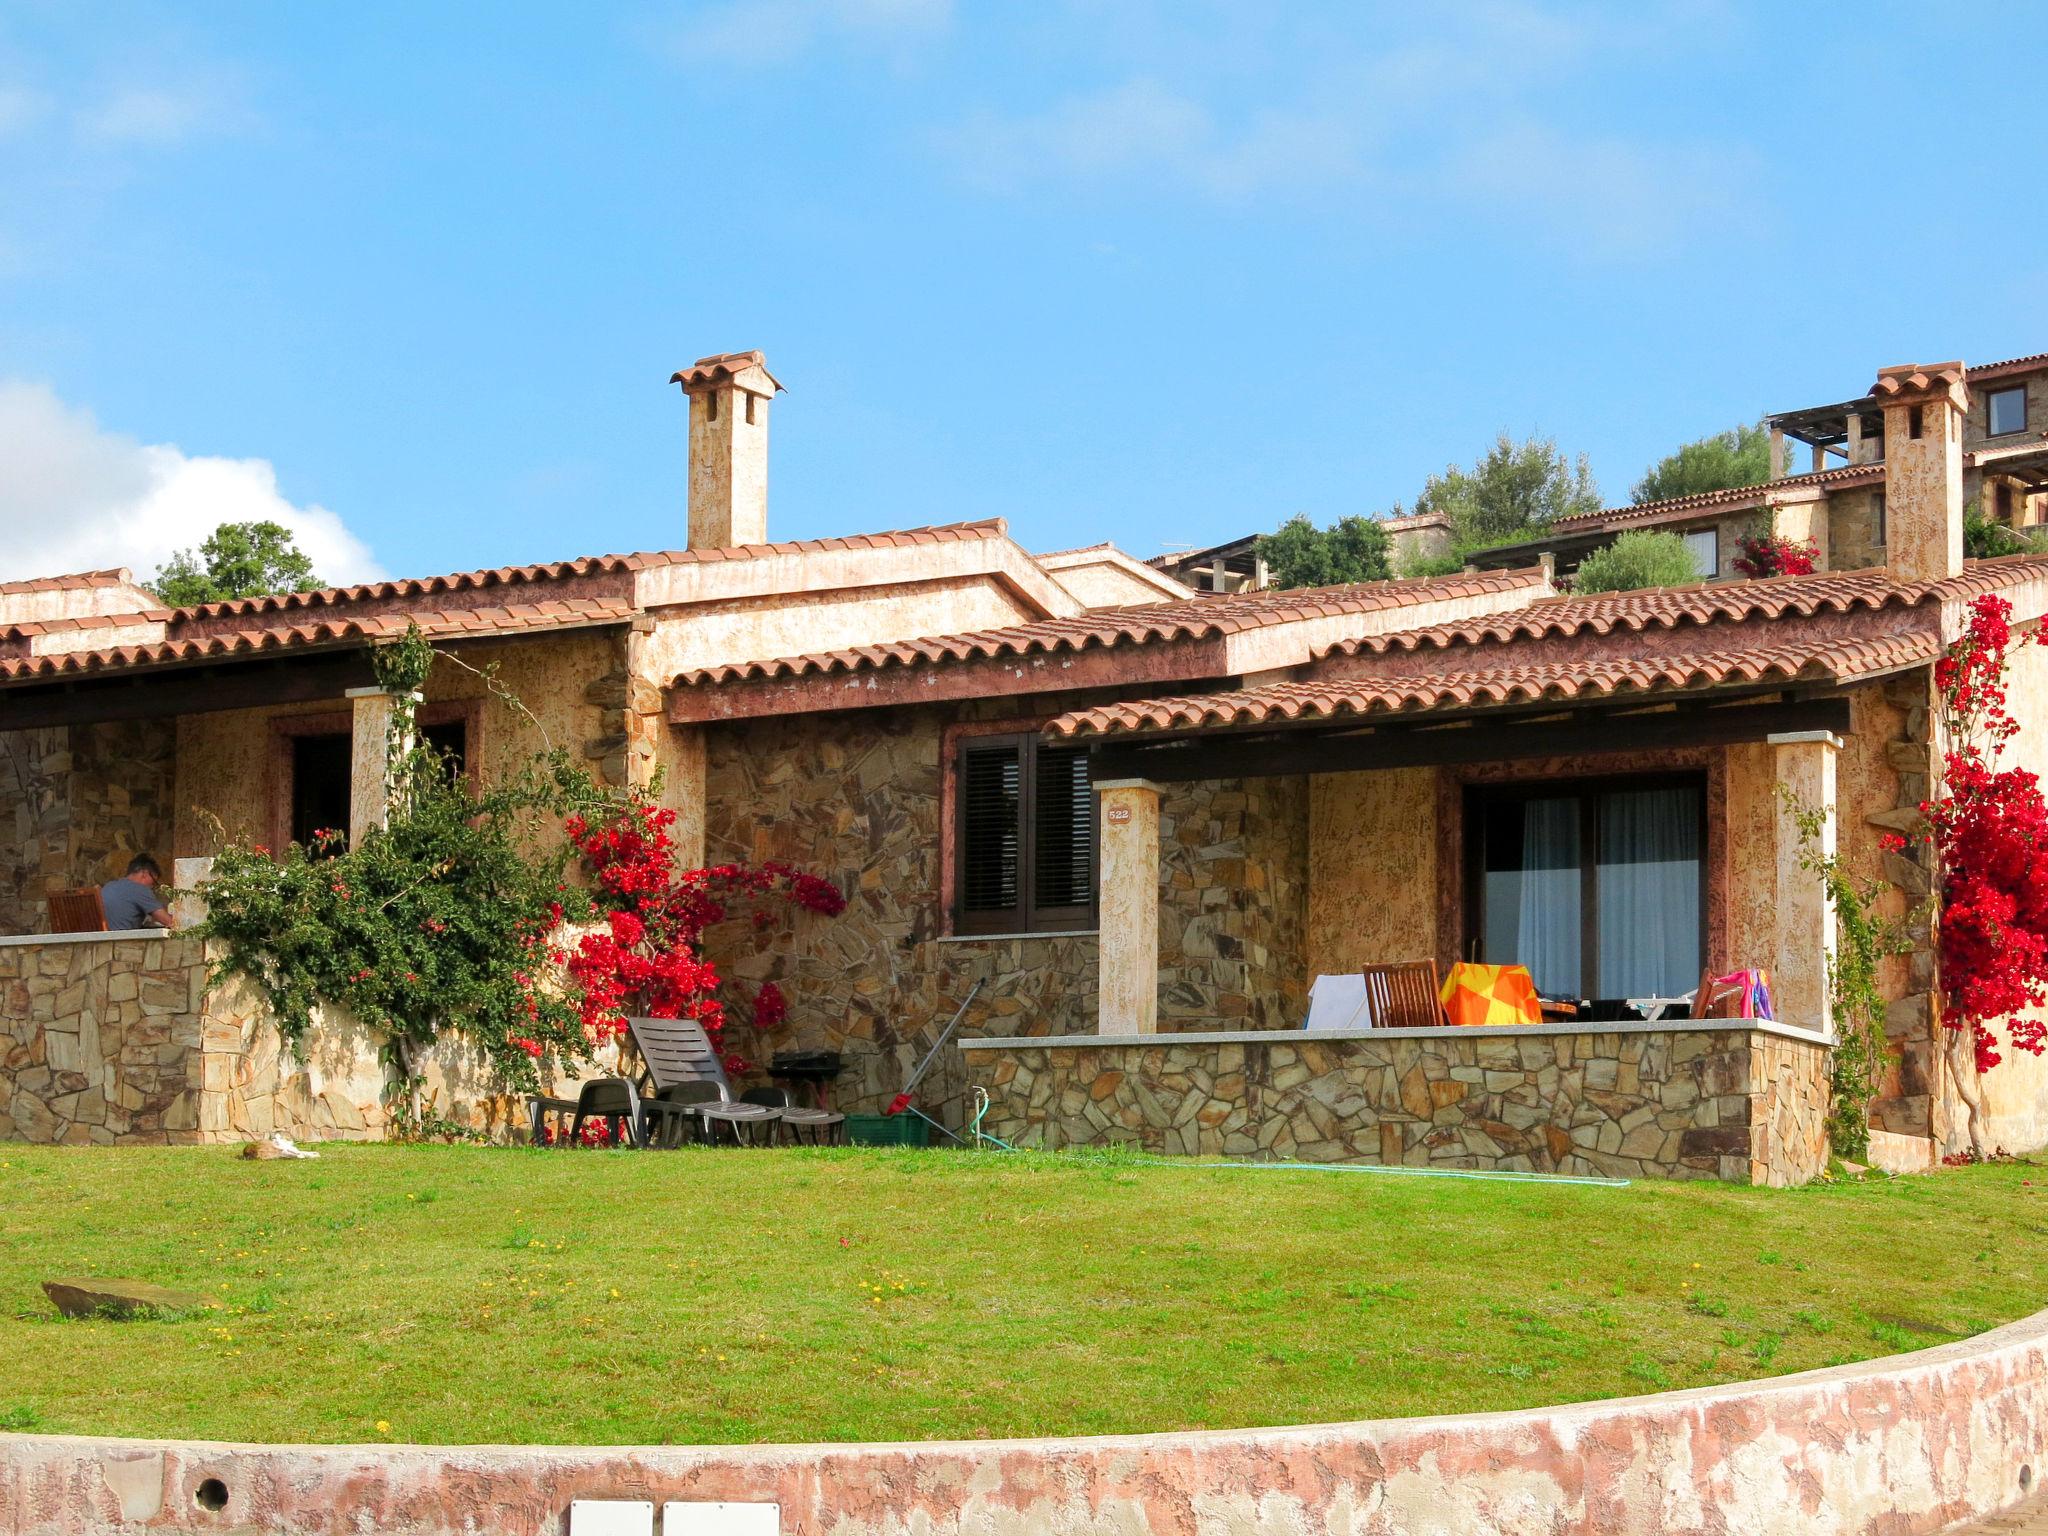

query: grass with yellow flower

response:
[1,1143,2045,1445]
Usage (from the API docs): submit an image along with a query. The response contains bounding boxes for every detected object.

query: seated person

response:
[100,854,177,932]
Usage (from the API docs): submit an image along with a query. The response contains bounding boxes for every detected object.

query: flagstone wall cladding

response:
[0,934,529,1147]
[966,1023,1833,1185]
[701,705,1312,1120]
[0,719,175,936]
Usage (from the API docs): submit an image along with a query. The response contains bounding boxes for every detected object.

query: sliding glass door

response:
[1466,776,1705,1000]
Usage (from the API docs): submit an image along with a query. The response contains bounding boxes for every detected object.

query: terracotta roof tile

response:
[1322,556,2048,661]
[1970,352,2048,383]
[669,351,783,392]
[172,519,1009,623]
[0,598,635,682]
[677,566,1552,687]
[0,568,135,595]
[1548,464,1884,535]
[1873,362,1967,401]
[1046,631,1941,738]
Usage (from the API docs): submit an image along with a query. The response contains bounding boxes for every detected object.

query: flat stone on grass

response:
[42,1277,206,1320]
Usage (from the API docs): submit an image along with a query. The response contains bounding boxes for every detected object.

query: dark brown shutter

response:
[1031,743,1094,920]
[958,737,1024,931]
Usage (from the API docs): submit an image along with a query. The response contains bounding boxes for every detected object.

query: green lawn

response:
[1,1144,2045,1447]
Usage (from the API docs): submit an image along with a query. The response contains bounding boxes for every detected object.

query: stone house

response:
[9,353,2048,1186]
[0,350,1189,1143]
[1471,351,2048,583]
[666,361,2048,1184]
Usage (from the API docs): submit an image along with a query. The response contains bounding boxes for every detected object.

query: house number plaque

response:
[1106,806,1132,824]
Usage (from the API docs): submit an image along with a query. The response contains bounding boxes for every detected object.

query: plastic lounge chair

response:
[527,1076,650,1148]
[739,1086,846,1146]
[626,1016,785,1147]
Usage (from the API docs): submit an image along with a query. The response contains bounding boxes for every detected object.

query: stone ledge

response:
[960,1018,1835,1051]
[3,1303,2045,1534]
[0,929,188,950]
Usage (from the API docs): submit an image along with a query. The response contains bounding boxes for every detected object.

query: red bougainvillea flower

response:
[549,798,844,1075]
[1927,595,2048,1073]
[1732,530,1820,580]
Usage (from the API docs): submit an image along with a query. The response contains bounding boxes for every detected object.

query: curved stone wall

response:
[6,1304,2048,1535]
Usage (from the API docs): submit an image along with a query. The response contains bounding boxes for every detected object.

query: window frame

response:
[1680,527,1720,579]
[1460,771,1709,1000]
[265,700,480,857]
[1988,384,2029,438]
[952,731,1099,936]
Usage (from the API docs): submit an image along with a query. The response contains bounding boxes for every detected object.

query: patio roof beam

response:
[0,650,381,730]
[1085,695,1855,783]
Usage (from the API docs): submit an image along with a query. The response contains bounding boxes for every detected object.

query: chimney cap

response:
[671,350,784,395]
[1871,362,1968,406]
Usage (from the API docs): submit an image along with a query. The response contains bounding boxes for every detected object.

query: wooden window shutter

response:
[1030,742,1095,923]
[958,736,1025,932]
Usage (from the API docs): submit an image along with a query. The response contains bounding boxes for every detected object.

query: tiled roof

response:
[1548,464,1884,535]
[1324,556,2048,661]
[0,568,135,595]
[1873,362,1967,402]
[171,519,1009,622]
[1971,352,2048,382]
[676,567,1552,686]
[1046,632,1941,738]
[669,350,782,391]
[0,598,636,682]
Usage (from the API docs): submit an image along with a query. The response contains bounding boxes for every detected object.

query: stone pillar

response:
[671,351,783,551]
[1811,442,1827,474]
[1845,411,1865,466]
[1768,424,1788,482]
[346,686,419,847]
[1096,778,1161,1036]
[1770,730,1840,1030]
[1874,363,1968,584]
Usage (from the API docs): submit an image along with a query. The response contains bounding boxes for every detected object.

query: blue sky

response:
[2,1,2045,587]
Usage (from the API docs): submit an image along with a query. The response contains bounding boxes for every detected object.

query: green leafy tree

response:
[153,520,321,606]
[1632,420,1775,504]
[1412,432,1602,551]
[1572,530,1705,594]
[1257,513,1391,590]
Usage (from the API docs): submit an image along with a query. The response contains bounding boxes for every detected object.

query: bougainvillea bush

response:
[1731,526,1819,579]
[552,799,845,1073]
[1891,594,2048,1075]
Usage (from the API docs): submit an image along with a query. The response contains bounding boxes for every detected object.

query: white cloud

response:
[945,78,1361,200]
[652,0,951,65]
[0,381,384,590]
[0,84,49,138]
[76,86,212,145]
[931,2,1755,258]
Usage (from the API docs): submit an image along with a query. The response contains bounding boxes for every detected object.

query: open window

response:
[955,733,1096,934]
[1464,775,1706,1000]
[282,716,469,852]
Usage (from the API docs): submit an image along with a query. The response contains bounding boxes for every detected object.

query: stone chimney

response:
[670,350,784,550]
[1873,362,1968,583]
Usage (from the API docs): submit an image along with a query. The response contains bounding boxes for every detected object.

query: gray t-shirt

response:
[100,877,167,931]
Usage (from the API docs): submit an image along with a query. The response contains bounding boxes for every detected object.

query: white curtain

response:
[1597,787,1701,997]
[1513,797,1582,996]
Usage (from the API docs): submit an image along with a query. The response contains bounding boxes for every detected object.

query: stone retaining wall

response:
[0,935,531,1146]
[6,1301,2048,1534]
[962,1021,1833,1185]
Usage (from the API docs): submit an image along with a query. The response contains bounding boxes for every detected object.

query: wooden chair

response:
[1361,960,1447,1029]
[1691,968,1748,1020]
[47,888,106,934]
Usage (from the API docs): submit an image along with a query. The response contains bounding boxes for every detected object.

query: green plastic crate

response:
[845,1112,932,1147]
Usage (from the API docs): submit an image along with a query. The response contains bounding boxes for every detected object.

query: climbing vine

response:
[1781,790,1905,1159]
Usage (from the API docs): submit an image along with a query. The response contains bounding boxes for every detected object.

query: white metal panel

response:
[569,1500,655,1536]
